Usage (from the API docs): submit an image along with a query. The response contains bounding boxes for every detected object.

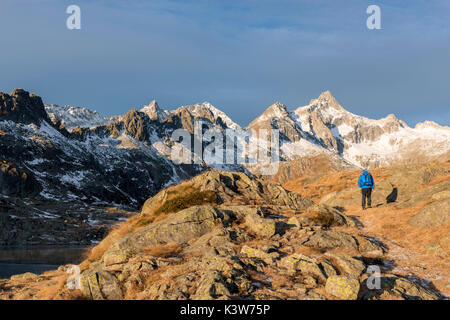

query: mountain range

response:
[2,88,450,202]
[0,88,449,244]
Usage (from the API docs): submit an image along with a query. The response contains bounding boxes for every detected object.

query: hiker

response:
[358,169,375,210]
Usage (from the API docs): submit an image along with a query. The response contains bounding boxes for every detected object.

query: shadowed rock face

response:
[0,89,50,125]
[0,90,205,246]
[0,160,41,196]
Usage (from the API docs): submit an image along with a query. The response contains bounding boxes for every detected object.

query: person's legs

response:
[367,189,372,208]
[361,189,367,209]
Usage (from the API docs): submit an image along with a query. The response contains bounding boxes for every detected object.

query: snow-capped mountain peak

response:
[45,104,119,131]
[2,88,447,201]
[174,102,241,129]
[140,100,168,122]
[247,102,292,128]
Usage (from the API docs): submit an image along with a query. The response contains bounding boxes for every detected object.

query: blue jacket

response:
[358,170,374,190]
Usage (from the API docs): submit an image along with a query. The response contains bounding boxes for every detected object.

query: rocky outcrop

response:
[244,211,276,238]
[0,166,444,300]
[80,263,123,300]
[324,253,366,277]
[278,254,327,282]
[57,170,443,301]
[107,206,232,256]
[0,89,51,125]
[361,276,440,300]
[191,170,315,210]
[304,230,358,250]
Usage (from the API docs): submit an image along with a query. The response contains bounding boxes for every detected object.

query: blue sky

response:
[1,0,449,126]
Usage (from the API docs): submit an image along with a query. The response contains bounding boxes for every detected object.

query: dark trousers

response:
[361,188,372,208]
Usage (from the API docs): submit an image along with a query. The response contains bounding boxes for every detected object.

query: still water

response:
[0,246,89,279]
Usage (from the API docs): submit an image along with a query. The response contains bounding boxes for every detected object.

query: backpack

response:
[362,173,372,187]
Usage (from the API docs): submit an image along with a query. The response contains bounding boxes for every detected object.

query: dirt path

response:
[345,204,449,298]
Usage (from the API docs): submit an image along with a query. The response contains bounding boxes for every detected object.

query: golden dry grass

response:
[344,203,450,296]
[0,269,84,300]
[260,266,292,290]
[143,242,183,258]
[81,181,206,267]
[283,160,450,297]
[284,165,391,202]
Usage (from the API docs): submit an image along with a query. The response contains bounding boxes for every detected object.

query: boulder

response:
[319,260,338,278]
[244,212,276,238]
[278,254,326,282]
[309,204,356,227]
[325,276,360,300]
[102,248,144,271]
[287,216,313,228]
[325,253,366,277]
[80,264,123,300]
[191,271,231,300]
[304,230,358,250]
[192,171,264,203]
[358,238,385,257]
[110,206,232,252]
[141,189,169,215]
[265,183,315,210]
[190,170,315,210]
[386,277,439,300]
[363,276,441,300]
[241,245,279,264]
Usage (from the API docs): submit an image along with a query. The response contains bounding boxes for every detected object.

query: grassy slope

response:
[283,161,450,296]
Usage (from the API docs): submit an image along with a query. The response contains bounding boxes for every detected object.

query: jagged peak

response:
[144,99,159,109]
[269,101,287,110]
[318,90,335,101]
[262,101,289,117]
[140,99,167,121]
[246,101,292,129]
[0,88,49,125]
[311,90,344,111]
[176,102,240,129]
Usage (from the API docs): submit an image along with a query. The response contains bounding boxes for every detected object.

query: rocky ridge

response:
[0,169,443,300]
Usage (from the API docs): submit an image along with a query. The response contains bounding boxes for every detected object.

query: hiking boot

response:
[362,206,366,210]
